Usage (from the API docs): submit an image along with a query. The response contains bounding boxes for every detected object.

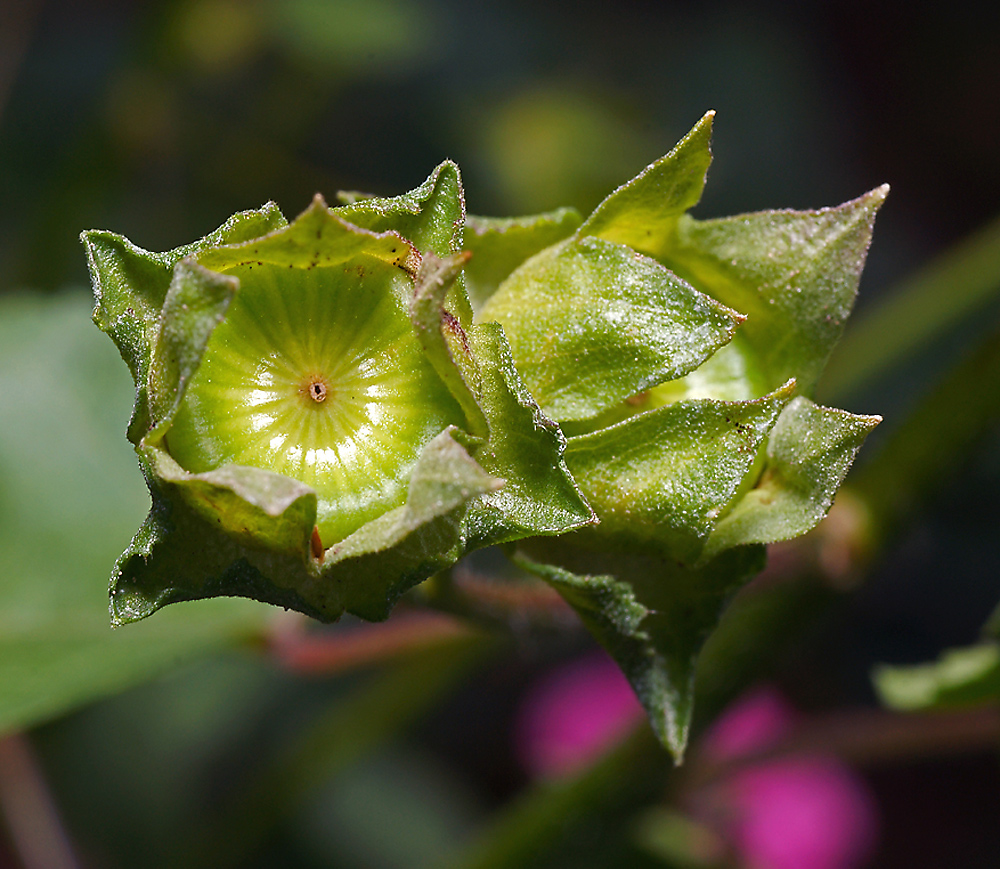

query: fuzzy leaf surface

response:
[82,203,287,439]
[463,207,582,310]
[462,322,596,547]
[334,161,465,258]
[409,255,594,547]
[518,544,766,761]
[565,383,794,563]
[113,430,499,624]
[481,235,744,422]
[579,111,714,252]
[662,187,889,394]
[334,161,473,325]
[704,397,881,557]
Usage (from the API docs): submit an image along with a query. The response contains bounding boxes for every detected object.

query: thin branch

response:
[0,733,81,869]
[269,609,480,675]
[684,705,1000,790]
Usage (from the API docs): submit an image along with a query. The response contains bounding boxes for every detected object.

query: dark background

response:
[1,1,999,866]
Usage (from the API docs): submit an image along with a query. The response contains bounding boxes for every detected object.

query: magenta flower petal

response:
[695,688,878,869]
[726,758,878,869]
[515,651,644,778]
[702,686,797,761]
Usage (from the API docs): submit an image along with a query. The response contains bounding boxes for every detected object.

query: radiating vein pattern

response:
[167,261,462,544]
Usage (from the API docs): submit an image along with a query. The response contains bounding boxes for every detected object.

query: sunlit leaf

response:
[481,235,744,422]
[564,382,794,564]
[464,207,581,310]
[662,186,889,394]
[578,110,714,252]
[703,397,881,558]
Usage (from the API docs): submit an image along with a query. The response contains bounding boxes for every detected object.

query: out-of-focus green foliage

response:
[0,293,268,734]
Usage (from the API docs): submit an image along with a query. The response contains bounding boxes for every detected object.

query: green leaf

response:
[408,252,595,547]
[661,185,889,394]
[874,643,1000,711]
[334,161,474,326]
[578,110,714,252]
[480,235,744,422]
[196,195,415,274]
[463,207,582,310]
[411,251,489,438]
[0,293,268,735]
[517,545,766,761]
[703,397,881,558]
[515,558,648,646]
[462,322,596,548]
[146,260,238,433]
[82,202,287,439]
[564,382,794,564]
[113,428,500,625]
[146,447,319,561]
[334,161,465,258]
[320,428,503,621]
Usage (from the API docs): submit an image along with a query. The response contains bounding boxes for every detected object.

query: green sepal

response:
[578,111,714,252]
[463,207,582,310]
[874,642,1000,711]
[112,428,501,625]
[564,381,795,564]
[323,427,503,620]
[517,543,766,762]
[570,112,886,398]
[146,260,238,435]
[480,234,745,422]
[196,194,416,275]
[463,322,596,547]
[661,186,890,394]
[144,446,317,559]
[703,397,881,558]
[100,196,517,625]
[334,161,465,258]
[409,252,595,547]
[334,160,474,326]
[82,202,287,441]
[411,251,489,438]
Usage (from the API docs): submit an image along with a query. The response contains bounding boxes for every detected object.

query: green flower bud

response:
[85,163,591,625]
[467,112,886,759]
[163,213,463,546]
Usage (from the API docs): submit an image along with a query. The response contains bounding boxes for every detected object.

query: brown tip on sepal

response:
[310,526,325,563]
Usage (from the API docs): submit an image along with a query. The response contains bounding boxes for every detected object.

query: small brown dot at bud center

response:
[302,375,329,403]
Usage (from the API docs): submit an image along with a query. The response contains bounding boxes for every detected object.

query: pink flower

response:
[696,688,878,869]
[514,651,644,778]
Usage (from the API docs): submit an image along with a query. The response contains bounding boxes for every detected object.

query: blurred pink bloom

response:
[514,651,643,778]
[697,687,878,869]
[703,686,797,761]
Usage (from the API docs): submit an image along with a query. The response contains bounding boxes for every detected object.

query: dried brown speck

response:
[310,526,324,562]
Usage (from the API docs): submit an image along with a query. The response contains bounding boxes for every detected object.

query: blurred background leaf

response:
[0,292,269,735]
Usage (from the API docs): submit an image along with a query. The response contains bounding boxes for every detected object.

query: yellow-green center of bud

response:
[166,260,463,545]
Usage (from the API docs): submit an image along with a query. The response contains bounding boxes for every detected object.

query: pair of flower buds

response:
[85,112,885,757]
